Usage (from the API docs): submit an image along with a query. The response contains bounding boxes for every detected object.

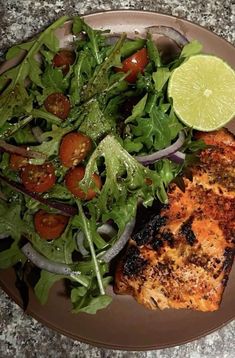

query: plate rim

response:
[0,9,234,351]
[1,270,234,351]
[83,9,235,49]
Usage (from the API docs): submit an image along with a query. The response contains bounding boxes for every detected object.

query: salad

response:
[0,16,209,314]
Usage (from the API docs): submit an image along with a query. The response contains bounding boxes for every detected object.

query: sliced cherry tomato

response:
[59,132,92,168]
[20,163,56,193]
[52,50,76,75]
[65,166,102,200]
[44,93,70,120]
[10,153,28,171]
[115,48,148,83]
[34,209,69,240]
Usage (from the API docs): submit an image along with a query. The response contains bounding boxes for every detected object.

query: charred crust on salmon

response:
[122,245,147,277]
[115,129,235,312]
[180,217,197,246]
[133,215,167,247]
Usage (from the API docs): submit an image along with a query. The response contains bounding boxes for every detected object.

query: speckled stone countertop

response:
[0,1,235,357]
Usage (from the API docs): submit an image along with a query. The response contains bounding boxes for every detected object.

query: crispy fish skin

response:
[114,129,235,311]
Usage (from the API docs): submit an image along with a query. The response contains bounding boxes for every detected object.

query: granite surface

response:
[0,1,235,357]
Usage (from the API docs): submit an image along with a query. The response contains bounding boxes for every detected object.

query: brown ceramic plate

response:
[0,10,235,351]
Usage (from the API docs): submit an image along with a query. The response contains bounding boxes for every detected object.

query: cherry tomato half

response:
[65,166,102,200]
[52,50,76,75]
[10,153,28,171]
[20,163,56,193]
[59,132,92,168]
[115,48,148,83]
[34,209,69,240]
[44,93,70,120]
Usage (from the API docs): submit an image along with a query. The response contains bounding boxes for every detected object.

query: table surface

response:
[0,1,235,357]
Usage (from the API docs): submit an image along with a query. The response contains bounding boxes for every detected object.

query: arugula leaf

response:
[132,108,170,150]
[146,33,161,68]
[78,99,115,141]
[46,184,73,201]
[155,159,182,187]
[0,16,68,126]
[152,67,171,92]
[5,40,35,60]
[121,38,145,58]
[72,293,112,314]
[80,135,168,212]
[40,48,54,64]
[125,94,148,123]
[41,66,69,93]
[72,213,107,251]
[13,125,37,144]
[168,104,183,138]
[0,84,32,126]
[105,72,129,96]
[82,34,126,101]
[43,29,60,52]
[0,201,27,269]
[74,202,105,295]
[71,273,112,314]
[72,16,82,34]
[0,115,33,140]
[28,57,43,87]
[180,40,203,58]
[73,17,102,65]
[0,243,25,270]
[131,107,182,151]
[29,125,72,164]
[145,92,159,114]
[0,153,19,182]
[34,270,64,304]
[102,195,138,234]
[123,138,143,153]
[0,201,26,240]
[136,71,154,92]
[69,51,86,106]
[27,224,76,264]
[31,109,62,125]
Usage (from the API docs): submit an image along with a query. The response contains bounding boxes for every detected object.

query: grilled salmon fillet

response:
[114,129,235,311]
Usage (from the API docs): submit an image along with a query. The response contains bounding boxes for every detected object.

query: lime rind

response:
[168,54,235,131]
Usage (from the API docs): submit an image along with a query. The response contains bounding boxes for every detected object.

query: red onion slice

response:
[135,131,185,166]
[168,150,186,163]
[97,223,117,238]
[21,243,88,286]
[0,174,77,216]
[102,217,136,263]
[0,140,46,159]
[76,231,89,256]
[22,243,75,275]
[0,233,10,240]
[105,35,121,45]
[147,26,189,48]
[76,223,117,257]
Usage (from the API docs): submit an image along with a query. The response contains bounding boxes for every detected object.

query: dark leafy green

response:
[0,201,27,269]
[0,15,206,315]
[34,270,64,304]
[0,16,68,126]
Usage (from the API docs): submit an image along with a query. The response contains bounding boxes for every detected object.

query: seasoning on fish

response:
[114,129,235,312]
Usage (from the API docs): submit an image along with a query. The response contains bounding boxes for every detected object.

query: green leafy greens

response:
[0,15,205,314]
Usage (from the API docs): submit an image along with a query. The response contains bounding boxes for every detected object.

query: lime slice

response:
[168,55,235,131]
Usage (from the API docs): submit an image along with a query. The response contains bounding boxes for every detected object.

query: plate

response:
[0,10,235,351]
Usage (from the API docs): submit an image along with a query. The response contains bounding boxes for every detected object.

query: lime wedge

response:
[168,55,235,131]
